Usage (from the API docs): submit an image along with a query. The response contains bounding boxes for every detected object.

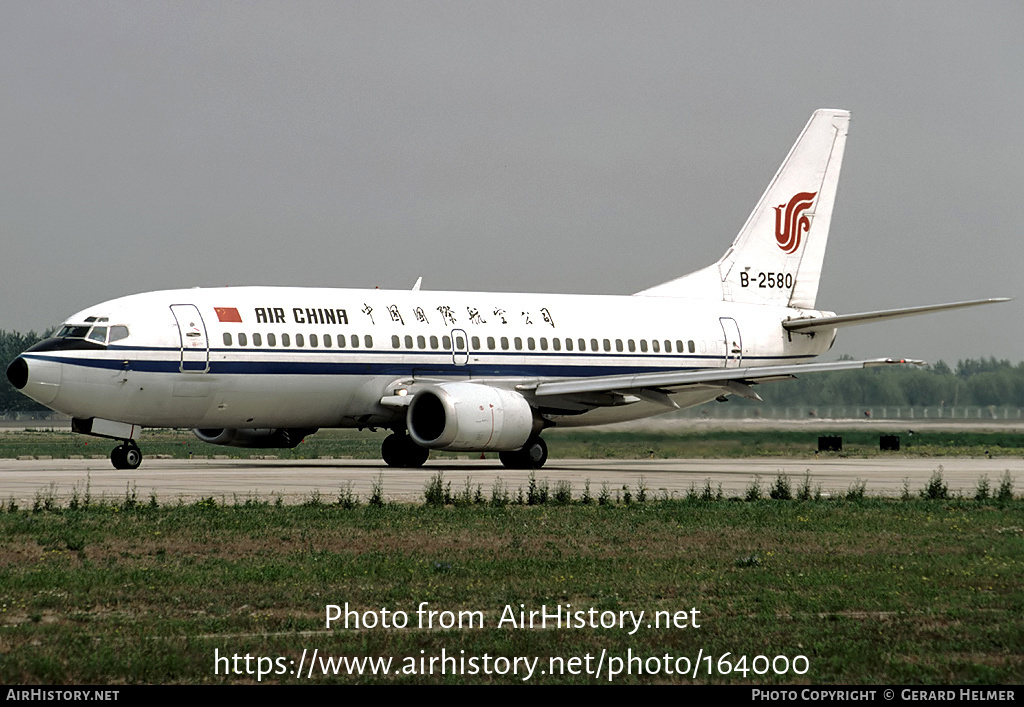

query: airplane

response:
[5,109,1008,470]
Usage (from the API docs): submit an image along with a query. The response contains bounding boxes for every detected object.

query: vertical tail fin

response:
[636,109,850,309]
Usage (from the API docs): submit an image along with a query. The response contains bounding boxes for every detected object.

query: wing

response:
[380,357,923,413]
[519,357,923,411]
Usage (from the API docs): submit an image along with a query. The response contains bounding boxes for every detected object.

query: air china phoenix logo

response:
[773,191,816,254]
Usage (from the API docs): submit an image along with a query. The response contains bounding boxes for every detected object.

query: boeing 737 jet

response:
[6,109,1007,470]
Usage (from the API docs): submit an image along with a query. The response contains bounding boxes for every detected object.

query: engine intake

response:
[192,428,317,448]
[407,382,535,451]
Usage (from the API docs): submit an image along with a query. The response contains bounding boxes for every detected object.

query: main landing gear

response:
[381,432,430,468]
[499,435,548,470]
[379,432,549,470]
[111,440,143,470]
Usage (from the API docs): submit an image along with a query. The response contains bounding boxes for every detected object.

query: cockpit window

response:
[57,326,91,338]
[56,324,128,344]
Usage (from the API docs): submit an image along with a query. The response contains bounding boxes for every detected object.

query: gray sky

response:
[2,1,1021,365]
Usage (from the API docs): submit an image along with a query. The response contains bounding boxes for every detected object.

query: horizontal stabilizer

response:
[783,298,1011,333]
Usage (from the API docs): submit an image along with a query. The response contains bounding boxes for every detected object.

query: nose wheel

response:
[111,442,143,470]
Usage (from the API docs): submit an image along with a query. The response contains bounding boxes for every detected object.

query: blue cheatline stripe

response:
[106,343,741,363]
[24,350,812,378]
[46,344,811,364]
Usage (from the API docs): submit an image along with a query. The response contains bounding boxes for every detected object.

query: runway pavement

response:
[0,455,1020,505]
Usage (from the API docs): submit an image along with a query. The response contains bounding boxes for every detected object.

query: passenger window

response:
[501,337,509,350]
[323,334,331,348]
[296,334,305,347]
[282,333,291,347]
[392,335,401,349]
[417,335,426,349]
[239,333,248,346]
[223,333,232,346]
[676,339,684,352]
[443,336,452,349]
[364,335,372,347]
[628,339,636,352]
[471,336,480,349]
[590,338,599,351]
[268,333,277,347]
[109,326,129,343]
[455,335,465,349]
[564,338,573,351]
[615,339,623,352]
[430,335,439,349]
[688,340,696,353]
[405,335,413,348]
[514,337,523,351]
[337,335,346,348]
[640,340,648,352]
[253,333,263,347]
[652,340,660,353]
[527,337,535,350]
[664,340,672,352]
[487,336,496,350]
[602,339,611,352]
[310,334,318,348]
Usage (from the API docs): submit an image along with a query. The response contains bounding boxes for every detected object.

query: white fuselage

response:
[19,286,834,430]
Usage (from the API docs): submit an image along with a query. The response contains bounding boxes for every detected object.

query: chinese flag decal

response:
[215,307,242,323]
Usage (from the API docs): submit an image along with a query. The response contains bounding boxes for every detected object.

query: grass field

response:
[2,426,1021,684]
[1,490,1021,684]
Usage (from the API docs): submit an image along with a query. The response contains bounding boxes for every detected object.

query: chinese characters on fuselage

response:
[251,304,556,328]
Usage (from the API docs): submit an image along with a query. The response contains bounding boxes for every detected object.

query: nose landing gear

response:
[111,441,143,470]
[69,418,144,470]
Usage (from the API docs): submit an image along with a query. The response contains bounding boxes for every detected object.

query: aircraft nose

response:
[6,356,62,405]
[7,357,28,389]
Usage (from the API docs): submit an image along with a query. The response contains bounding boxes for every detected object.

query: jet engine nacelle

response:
[407,382,535,451]
[192,427,317,449]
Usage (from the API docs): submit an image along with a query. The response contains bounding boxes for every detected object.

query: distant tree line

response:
[1,329,1023,415]
[1,329,48,414]
[760,357,1024,408]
